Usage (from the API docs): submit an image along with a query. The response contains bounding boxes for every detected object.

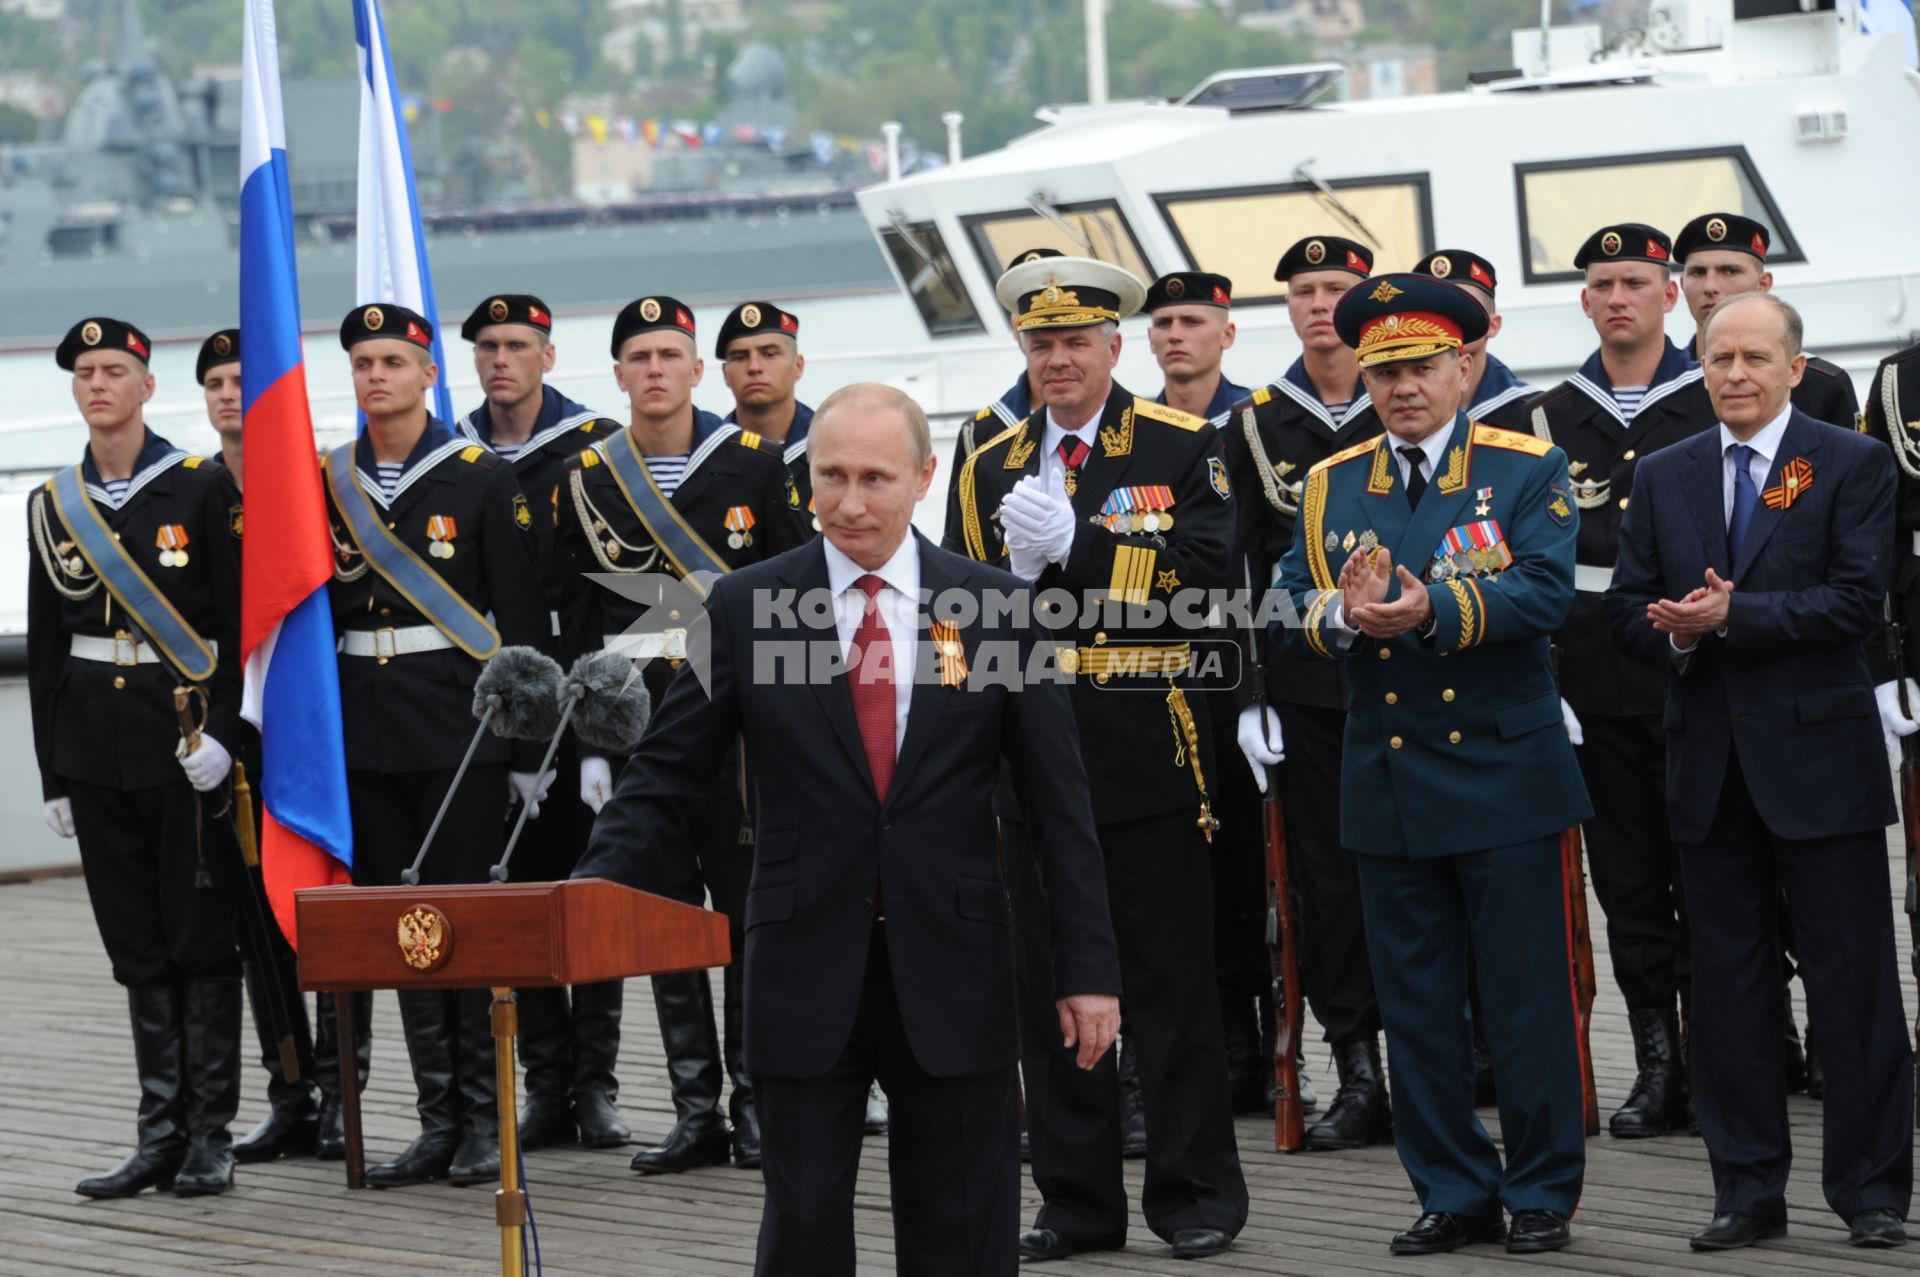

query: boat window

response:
[1516,147,1802,282]
[877,220,986,338]
[1152,176,1432,305]
[960,202,1153,292]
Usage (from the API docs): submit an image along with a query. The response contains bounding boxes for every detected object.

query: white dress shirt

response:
[822,533,919,756]
[1718,401,1794,523]
[1039,408,1100,502]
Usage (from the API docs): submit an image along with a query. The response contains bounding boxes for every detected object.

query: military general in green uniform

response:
[1275,274,1593,1258]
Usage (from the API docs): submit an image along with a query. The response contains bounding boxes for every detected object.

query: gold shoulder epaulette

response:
[578,449,602,469]
[739,430,763,451]
[1313,436,1381,475]
[181,456,206,469]
[1132,397,1207,431]
[974,406,993,421]
[1252,386,1273,406]
[1473,423,1554,456]
[460,445,487,463]
[972,420,1025,460]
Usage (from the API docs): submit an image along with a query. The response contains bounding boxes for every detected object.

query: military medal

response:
[155,524,190,568]
[426,514,458,559]
[723,505,756,550]
[1342,530,1356,553]
[1474,486,1493,517]
[1324,530,1340,554]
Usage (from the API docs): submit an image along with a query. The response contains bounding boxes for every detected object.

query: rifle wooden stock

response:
[1263,772,1305,1152]
[1561,827,1600,1137]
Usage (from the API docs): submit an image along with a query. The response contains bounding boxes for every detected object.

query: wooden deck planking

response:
[0,839,1913,1277]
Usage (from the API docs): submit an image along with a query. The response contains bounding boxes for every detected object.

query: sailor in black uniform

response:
[1411,250,1537,430]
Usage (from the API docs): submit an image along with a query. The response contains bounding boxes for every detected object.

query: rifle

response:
[1561,827,1600,1137]
[1887,620,1920,1128]
[1261,752,1305,1151]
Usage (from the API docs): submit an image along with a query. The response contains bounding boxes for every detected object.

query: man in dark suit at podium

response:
[577,382,1123,1276]
[1608,292,1913,1252]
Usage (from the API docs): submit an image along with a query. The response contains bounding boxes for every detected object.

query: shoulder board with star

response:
[1313,435,1382,475]
[1131,397,1207,431]
[1473,423,1555,456]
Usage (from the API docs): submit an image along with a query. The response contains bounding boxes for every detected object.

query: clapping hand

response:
[1340,547,1434,640]
[1647,568,1733,646]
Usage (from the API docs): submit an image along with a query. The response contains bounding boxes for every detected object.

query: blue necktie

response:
[1728,443,1760,563]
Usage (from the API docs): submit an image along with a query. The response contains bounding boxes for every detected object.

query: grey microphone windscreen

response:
[473,645,566,740]
[567,651,654,754]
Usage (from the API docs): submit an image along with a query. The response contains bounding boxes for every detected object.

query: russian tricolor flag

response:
[353,0,453,423]
[239,0,354,945]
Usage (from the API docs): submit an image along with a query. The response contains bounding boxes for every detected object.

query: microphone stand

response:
[400,693,501,887]
[488,685,587,883]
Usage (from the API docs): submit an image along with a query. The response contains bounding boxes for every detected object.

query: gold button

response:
[1385,692,1398,705]
[387,521,396,529]
[1389,735,1404,750]
[1094,631,1108,645]
[1095,673,1110,686]
[1623,449,1637,461]
[1442,689,1455,702]
[113,675,126,690]
[1618,497,1629,510]
[1449,730,1462,744]
[670,609,682,621]
[379,607,392,617]
[1378,647,1391,661]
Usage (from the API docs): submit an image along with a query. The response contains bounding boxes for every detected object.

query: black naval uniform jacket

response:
[28,431,242,798]
[1863,340,1920,681]
[456,385,618,626]
[943,381,1234,825]
[324,419,549,775]
[1529,340,1716,717]
[1469,354,1538,432]
[1686,334,1859,428]
[727,399,815,518]
[1223,361,1382,713]
[944,375,1036,545]
[553,412,811,714]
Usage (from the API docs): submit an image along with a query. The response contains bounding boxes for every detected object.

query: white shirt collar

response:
[1042,407,1099,456]
[1718,400,1794,465]
[1386,418,1458,482]
[823,531,921,603]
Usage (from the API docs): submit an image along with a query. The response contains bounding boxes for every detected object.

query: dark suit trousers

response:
[1013,809,1249,1245]
[754,924,1019,1277]
[1679,759,1914,1222]
[1355,837,1586,1218]
[1575,712,1692,1013]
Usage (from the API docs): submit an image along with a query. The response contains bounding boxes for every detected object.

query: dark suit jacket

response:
[1605,408,1897,844]
[575,533,1123,1079]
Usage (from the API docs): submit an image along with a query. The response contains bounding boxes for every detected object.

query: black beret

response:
[611,295,697,358]
[340,303,435,351]
[715,301,799,357]
[196,329,241,384]
[57,316,151,371]
[1274,236,1373,283]
[1144,272,1232,312]
[1573,223,1673,270]
[1412,249,1498,294]
[460,294,553,342]
[1673,212,1770,264]
[1003,246,1064,273]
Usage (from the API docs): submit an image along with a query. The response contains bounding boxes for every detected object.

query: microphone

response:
[402,645,563,886]
[488,652,654,882]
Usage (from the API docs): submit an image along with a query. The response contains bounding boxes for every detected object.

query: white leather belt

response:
[339,626,457,659]
[600,631,687,662]
[1573,564,1614,594]
[70,633,218,665]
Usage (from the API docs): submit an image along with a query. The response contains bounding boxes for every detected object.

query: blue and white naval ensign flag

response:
[1860,0,1919,69]
[352,0,454,423]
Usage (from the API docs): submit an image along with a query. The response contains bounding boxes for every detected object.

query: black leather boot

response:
[1221,991,1265,1116]
[721,965,757,1167]
[570,979,630,1148]
[367,990,460,1187]
[1118,1034,1147,1159]
[174,975,243,1195]
[1610,1008,1686,1138]
[515,985,576,1150]
[1304,1037,1392,1150]
[233,952,317,1163]
[77,983,187,1198]
[1805,1024,1825,1100]
[630,971,731,1175]
[447,990,500,1187]
[1782,984,1808,1094]
[311,991,371,1161]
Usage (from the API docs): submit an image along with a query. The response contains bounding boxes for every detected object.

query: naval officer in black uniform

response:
[554,295,809,1175]
[31,317,246,1199]
[1528,223,1717,1139]
[946,255,1248,1263]
[324,303,550,1189]
[1225,235,1387,1149]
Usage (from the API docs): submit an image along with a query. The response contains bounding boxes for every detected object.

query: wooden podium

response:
[297,878,731,1276]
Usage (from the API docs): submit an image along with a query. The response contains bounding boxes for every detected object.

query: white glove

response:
[1560,698,1584,747]
[1875,679,1920,751]
[1236,706,1284,794]
[579,757,613,815]
[1001,477,1076,579]
[508,770,554,819]
[177,734,233,793]
[44,797,74,839]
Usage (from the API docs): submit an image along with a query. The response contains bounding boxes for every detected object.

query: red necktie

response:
[1057,436,1090,470]
[849,573,896,802]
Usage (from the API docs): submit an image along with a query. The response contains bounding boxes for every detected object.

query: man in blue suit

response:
[1607,291,1913,1252]
[1276,274,1592,1256]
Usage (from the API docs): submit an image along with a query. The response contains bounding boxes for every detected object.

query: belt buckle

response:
[663,627,688,667]
[112,630,139,667]
[373,627,398,665]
